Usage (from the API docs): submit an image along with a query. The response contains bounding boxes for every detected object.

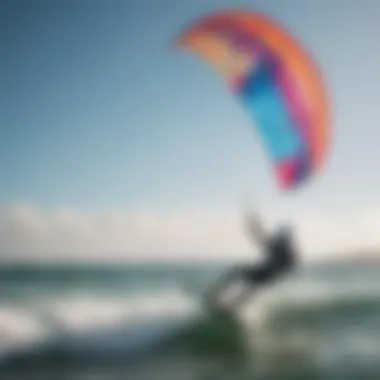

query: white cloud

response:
[0,202,379,262]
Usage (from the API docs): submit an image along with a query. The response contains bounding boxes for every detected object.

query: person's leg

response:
[204,265,247,308]
[226,265,276,309]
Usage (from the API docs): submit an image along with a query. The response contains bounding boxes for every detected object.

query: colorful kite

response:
[176,9,330,189]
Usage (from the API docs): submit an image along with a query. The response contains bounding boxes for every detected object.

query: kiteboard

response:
[177,304,246,355]
[172,270,250,355]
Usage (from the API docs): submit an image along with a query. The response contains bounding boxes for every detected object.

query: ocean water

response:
[1,260,380,380]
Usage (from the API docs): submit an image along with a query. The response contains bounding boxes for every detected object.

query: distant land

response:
[0,252,380,269]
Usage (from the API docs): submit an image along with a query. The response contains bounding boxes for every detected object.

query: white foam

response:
[239,277,380,329]
[0,289,198,359]
[0,306,48,357]
[45,289,196,331]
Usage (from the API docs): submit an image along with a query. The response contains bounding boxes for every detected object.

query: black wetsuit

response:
[241,232,296,284]
[206,232,296,308]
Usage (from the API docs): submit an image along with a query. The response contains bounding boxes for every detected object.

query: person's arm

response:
[244,213,268,247]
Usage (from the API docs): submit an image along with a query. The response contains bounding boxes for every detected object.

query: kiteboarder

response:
[205,212,297,310]
[178,9,329,311]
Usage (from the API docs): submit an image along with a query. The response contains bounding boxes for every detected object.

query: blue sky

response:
[1,0,380,260]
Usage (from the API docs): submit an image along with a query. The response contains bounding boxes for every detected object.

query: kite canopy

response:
[176,9,330,190]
